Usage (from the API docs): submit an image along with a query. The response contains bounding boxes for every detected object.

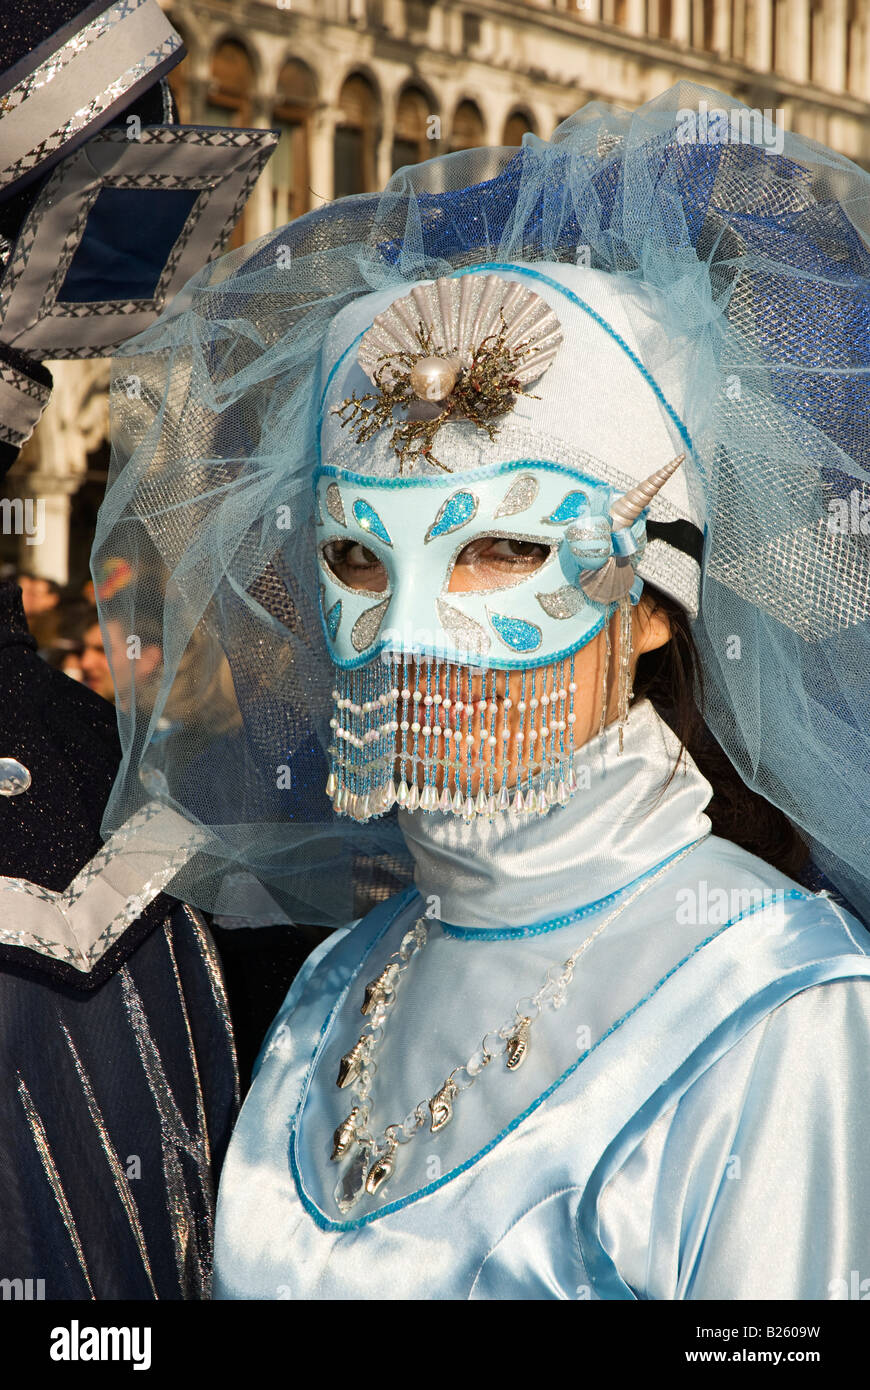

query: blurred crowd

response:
[4,559,241,745]
[7,566,119,700]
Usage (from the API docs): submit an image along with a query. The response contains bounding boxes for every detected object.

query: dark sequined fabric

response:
[0,580,239,1296]
[0,580,125,895]
[0,0,96,73]
[1,902,238,1298]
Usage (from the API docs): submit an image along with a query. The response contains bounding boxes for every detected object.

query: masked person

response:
[93,83,870,1300]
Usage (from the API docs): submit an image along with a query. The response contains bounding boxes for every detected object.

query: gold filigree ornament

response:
[332,274,563,473]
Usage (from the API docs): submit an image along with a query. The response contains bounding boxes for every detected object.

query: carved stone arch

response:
[449,97,487,152]
[272,58,319,224]
[393,80,440,171]
[207,34,258,125]
[334,70,382,196]
[502,107,538,146]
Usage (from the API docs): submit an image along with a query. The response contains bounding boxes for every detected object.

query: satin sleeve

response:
[595,977,870,1300]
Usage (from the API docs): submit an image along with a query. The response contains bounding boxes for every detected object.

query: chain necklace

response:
[330,840,700,1213]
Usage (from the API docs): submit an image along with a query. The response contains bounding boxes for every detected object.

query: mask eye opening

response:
[443,532,556,596]
[319,537,390,596]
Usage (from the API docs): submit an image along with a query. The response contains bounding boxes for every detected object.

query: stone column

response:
[309,106,337,205]
[377,97,396,188]
[17,360,109,586]
[671,0,691,45]
[249,95,277,239]
[751,0,772,71]
[713,0,731,54]
[18,479,75,586]
[625,0,645,35]
[826,0,848,91]
[786,0,810,83]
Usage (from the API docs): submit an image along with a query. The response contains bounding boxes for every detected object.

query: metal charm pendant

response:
[429,1077,459,1133]
[331,1107,361,1161]
[505,1017,532,1071]
[336,1036,369,1089]
[364,1140,397,1196]
[361,962,400,1016]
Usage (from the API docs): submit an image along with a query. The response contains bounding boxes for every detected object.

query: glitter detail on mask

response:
[565,519,612,562]
[536,586,588,620]
[326,599,342,640]
[494,473,539,518]
[542,491,590,525]
[353,498,392,546]
[424,490,478,543]
[435,599,491,657]
[325,483,346,526]
[487,610,543,652]
[351,597,391,652]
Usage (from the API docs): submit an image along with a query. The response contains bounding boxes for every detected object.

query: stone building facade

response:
[5,0,870,586]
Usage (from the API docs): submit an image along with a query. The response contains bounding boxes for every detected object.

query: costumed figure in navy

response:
[0,0,276,1298]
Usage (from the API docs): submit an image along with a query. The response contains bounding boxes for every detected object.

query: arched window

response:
[392,85,435,172]
[334,73,380,198]
[206,39,256,248]
[273,59,317,225]
[206,38,255,127]
[503,109,537,146]
[450,99,485,152]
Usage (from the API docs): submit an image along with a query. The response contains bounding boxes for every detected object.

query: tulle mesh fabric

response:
[93,81,870,928]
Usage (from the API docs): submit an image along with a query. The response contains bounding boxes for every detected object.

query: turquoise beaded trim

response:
[441,837,709,940]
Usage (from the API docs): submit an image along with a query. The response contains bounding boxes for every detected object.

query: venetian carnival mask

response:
[314,264,699,823]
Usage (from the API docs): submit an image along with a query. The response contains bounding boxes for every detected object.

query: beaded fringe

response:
[326,600,633,822]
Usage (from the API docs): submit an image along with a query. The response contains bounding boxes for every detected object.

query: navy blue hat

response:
[0,0,185,199]
[0,3,277,477]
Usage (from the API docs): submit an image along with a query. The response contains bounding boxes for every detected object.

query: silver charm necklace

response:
[331,840,700,1213]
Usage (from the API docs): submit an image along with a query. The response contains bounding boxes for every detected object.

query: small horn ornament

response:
[577,454,685,605]
[608,453,685,529]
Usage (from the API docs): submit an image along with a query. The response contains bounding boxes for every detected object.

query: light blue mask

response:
[314,460,647,670]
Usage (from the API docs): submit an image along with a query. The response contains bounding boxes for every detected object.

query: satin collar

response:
[398,699,712,931]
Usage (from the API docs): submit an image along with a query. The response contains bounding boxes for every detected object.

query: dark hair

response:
[632,586,809,878]
[17,571,61,598]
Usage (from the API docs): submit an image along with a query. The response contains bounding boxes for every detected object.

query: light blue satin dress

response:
[213,701,870,1299]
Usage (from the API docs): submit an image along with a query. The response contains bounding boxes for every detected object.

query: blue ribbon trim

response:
[441,836,709,940]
